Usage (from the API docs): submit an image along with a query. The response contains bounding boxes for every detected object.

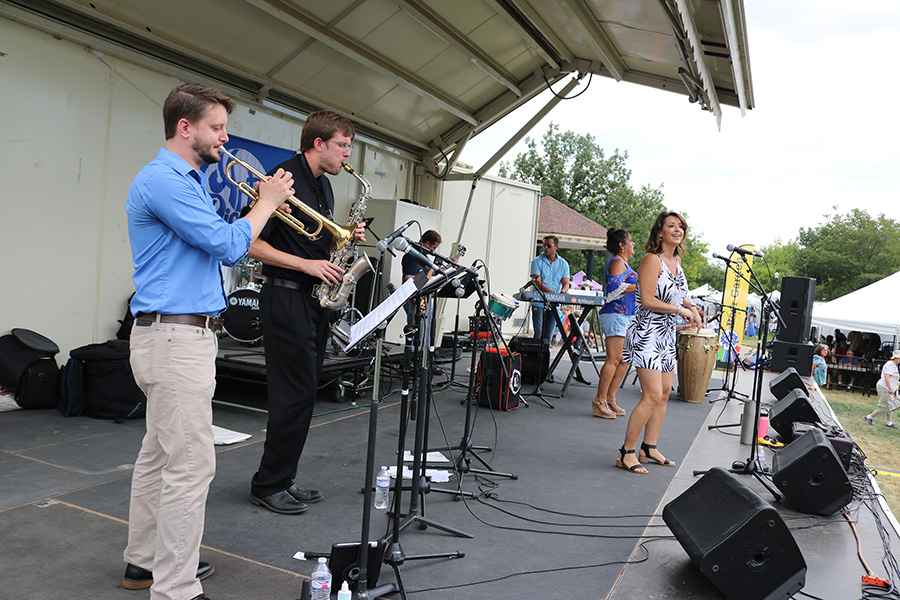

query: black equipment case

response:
[475,348,522,411]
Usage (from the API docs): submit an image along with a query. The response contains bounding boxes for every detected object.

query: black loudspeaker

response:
[768,388,822,440]
[769,367,809,401]
[777,277,815,343]
[509,336,550,384]
[770,341,814,376]
[772,428,853,515]
[663,467,806,600]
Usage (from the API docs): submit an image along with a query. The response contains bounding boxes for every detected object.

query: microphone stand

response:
[694,254,784,501]
[422,259,518,483]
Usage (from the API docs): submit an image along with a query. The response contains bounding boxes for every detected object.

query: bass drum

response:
[223,288,263,343]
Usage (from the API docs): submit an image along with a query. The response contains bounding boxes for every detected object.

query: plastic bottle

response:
[337,580,352,600]
[374,465,390,510]
[310,556,332,600]
[756,447,766,472]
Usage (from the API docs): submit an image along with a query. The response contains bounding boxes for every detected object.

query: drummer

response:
[403,229,442,325]
[530,235,571,345]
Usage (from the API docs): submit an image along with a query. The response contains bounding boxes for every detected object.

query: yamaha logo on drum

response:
[230,295,260,310]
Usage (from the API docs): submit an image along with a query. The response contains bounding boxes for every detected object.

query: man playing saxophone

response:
[248,110,366,515]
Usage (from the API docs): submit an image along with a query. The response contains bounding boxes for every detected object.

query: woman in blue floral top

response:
[592,228,638,418]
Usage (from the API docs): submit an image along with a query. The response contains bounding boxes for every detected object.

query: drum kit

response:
[676,328,718,403]
[221,258,264,344]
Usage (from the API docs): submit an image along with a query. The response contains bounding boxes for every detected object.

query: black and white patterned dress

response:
[622,254,688,372]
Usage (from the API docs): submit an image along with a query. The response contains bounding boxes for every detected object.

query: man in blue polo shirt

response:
[530,235,570,344]
[123,82,293,600]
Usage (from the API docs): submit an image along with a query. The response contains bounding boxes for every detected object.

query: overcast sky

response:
[459,0,900,259]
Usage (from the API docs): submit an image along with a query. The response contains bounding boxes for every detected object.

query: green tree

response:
[795,208,900,300]
[754,239,801,292]
[500,123,712,288]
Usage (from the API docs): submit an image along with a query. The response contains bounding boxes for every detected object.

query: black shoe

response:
[249,490,308,514]
[122,562,213,590]
[287,484,324,504]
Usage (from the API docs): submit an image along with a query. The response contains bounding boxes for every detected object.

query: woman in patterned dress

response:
[616,212,702,474]
[592,228,638,418]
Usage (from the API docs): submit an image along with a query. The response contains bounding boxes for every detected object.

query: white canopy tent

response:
[811,271,900,343]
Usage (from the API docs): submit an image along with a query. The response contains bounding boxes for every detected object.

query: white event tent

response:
[811,270,900,343]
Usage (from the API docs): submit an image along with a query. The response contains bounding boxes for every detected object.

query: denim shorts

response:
[598,312,632,338]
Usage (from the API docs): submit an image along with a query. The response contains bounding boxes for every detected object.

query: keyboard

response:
[513,290,605,306]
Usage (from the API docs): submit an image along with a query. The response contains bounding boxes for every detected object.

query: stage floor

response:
[0,352,896,600]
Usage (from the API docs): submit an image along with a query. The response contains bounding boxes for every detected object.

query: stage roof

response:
[3,0,753,165]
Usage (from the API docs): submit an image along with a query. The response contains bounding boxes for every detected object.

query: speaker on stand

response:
[770,277,816,375]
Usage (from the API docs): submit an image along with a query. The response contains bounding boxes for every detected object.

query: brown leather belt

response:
[135,312,220,330]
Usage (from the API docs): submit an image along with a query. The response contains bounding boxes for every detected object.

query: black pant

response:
[251,284,328,498]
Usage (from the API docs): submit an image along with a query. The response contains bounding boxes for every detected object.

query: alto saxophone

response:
[314,163,374,310]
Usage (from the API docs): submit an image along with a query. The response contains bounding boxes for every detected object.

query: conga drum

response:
[676,329,718,403]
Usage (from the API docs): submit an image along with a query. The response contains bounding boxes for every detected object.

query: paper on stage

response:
[341,278,418,350]
[212,425,252,445]
[386,465,451,483]
[403,450,450,463]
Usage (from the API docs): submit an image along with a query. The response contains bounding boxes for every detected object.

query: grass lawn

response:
[817,387,900,514]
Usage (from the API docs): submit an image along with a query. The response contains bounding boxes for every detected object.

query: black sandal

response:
[639,442,675,466]
[616,446,649,474]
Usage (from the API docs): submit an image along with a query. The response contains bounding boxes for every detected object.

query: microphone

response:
[519,279,535,293]
[712,252,734,264]
[393,237,437,271]
[375,220,415,253]
[726,244,763,258]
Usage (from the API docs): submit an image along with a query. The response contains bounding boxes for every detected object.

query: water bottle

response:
[337,580,352,600]
[310,556,331,600]
[374,465,390,510]
[756,447,766,472]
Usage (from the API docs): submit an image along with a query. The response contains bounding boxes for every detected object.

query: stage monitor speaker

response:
[768,388,822,441]
[769,367,809,401]
[663,467,806,600]
[509,336,550,384]
[777,277,815,343]
[770,341,814,376]
[772,428,853,516]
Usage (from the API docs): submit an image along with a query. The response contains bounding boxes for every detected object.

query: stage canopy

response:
[4,0,753,169]
[811,271,900,342]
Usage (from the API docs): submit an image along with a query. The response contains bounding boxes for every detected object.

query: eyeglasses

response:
[325,140,352,151]
[544,244,557,249]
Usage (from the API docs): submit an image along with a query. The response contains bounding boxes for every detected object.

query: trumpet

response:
[219,147,352,250]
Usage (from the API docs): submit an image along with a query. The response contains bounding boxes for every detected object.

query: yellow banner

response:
[717,246,754,361]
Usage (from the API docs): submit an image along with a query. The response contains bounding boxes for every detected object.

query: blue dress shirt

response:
[127,148,252,316]
[529,253,570,309]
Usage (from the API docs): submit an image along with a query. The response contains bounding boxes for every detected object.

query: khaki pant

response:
[872,386,896,420]
[124,320,217,600]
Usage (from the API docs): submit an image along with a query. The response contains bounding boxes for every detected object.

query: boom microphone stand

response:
[694,252,784,501]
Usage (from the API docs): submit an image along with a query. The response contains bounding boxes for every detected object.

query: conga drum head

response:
[223,288,263,343]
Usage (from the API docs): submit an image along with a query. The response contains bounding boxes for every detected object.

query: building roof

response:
[537,196,607,250]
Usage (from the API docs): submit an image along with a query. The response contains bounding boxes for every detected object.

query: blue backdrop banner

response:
[201,134,295,223]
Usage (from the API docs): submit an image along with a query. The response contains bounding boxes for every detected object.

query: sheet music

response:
[342,278,418,350]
